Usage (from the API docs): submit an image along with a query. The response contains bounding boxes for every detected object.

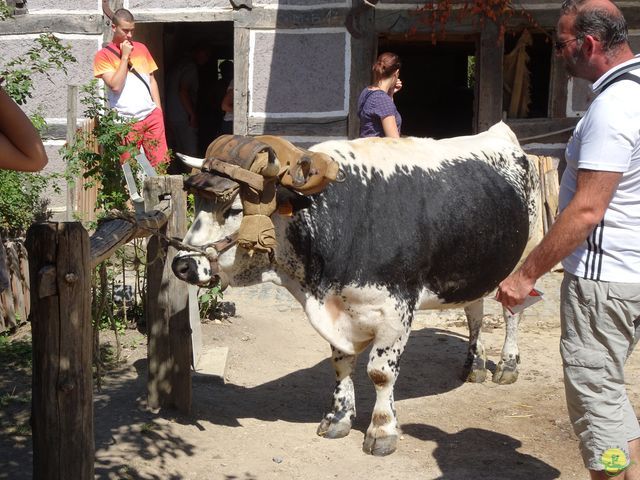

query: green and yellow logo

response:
[601,448,629,477]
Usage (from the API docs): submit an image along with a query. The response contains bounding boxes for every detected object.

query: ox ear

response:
[176,153,205,170]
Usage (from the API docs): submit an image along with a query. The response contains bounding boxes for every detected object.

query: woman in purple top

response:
[357,52,403,138]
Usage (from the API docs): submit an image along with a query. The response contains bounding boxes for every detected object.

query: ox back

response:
[287,138,535,307]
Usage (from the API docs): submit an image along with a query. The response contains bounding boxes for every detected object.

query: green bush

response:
[0,171,52,237]
[62,80,140,213]
[0,20,76,236]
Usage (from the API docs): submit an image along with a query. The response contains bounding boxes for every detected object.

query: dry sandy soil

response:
[3,271,640,479]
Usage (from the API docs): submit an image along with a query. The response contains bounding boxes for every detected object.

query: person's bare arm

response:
[221,87,233,113]
[496,169,622,308]
[100,40,132,94]
[0,83,47,172]
[149,73,162,110]
[381,115,400,138]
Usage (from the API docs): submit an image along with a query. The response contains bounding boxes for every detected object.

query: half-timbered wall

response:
[1,1,640,212]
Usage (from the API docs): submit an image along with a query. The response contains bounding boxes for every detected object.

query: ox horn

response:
[176,153,205,170]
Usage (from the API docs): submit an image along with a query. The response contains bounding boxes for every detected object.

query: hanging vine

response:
[410,0,543,43]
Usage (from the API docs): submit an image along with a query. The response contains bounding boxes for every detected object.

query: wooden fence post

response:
[27,222,93,480]
[66,85,78,221]
[144,176,192,413]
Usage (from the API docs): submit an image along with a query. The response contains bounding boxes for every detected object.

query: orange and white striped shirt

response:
[93,41,158,120]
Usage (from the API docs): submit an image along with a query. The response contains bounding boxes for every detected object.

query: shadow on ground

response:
[402,423,561,479]
[0,326,559,479]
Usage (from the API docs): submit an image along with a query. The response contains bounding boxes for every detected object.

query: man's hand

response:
[120,40,133,60]
[496,269,537,310]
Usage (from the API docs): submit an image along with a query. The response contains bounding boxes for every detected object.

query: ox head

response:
[172,137,340,288]
[171,190,268,288]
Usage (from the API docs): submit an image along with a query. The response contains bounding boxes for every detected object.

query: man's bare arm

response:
[150,73,162,110]
[496,169,622,307]
[100,41,133,94]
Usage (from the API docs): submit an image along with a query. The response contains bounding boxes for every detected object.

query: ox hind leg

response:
[317,345,357,439]
[462,299,488,383]
[492,308,521,384]
[362,312,412,457]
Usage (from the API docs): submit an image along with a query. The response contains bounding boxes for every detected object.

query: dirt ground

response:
[3,270,640,479]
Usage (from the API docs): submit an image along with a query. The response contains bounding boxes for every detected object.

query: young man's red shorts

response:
[120,107,169,167]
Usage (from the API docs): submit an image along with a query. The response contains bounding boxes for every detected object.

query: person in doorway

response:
[496,1,640,478]
[93,8,169,167]
[165,45,211,173]
[219,60,234,135]
[357,52,403,138]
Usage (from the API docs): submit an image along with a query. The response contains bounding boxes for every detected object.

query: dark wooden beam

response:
[135,10,233,23]
[0,14,104,34]
[235,7,348,29]
[349,3,376,139]
[475,21,503,133]
[247,117,347,137]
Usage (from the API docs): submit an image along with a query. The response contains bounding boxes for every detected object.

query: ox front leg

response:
[492,308,521,384]
[462,299,488,383]
[362,318,411,457]
[317,345,357,439]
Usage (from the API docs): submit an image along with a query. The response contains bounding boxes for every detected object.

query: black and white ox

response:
[173,122,541,456]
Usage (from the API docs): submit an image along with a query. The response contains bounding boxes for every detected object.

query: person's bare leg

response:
[623,438,640,480]
[588,439,640,479]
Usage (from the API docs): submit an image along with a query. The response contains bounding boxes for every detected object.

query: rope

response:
[520,125,575,142]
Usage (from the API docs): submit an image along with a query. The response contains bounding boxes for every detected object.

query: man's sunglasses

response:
[554,36,583,52]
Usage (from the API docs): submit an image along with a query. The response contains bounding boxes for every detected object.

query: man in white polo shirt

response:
[497,0,640,477]
[93,8,168,167]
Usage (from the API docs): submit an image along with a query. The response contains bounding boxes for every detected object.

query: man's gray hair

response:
[560,0,628,53]
[113,8,135,25]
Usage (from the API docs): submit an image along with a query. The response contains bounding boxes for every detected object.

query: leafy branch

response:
[1,33,76,105]
[62,80,139,214]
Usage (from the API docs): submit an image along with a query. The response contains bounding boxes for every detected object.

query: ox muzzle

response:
[171,233,238,288]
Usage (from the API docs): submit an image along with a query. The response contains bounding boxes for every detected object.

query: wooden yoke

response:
[186,135,342,255]
[202,136,280,255]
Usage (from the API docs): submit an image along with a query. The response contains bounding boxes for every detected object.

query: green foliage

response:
[0,29,76,236]
[0,170,55,237]
[1,33,76,106]
[0,335,32,370]
[0,1,12,21]
[199,283,224,319]
[62,80,139,213]
[0,389,30,408]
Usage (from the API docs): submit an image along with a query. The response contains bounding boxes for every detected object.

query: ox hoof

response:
[492,358,519,385]
[461,356,487,383]
[362,434,397,456]
[464,367,487,383]
[317,417,352,439]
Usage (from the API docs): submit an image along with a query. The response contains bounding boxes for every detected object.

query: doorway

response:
[378,35,476,139]
[162,22,234,157]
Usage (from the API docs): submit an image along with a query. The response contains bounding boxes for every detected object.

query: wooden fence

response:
[0,240,30,333]
[27,176,194,480]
